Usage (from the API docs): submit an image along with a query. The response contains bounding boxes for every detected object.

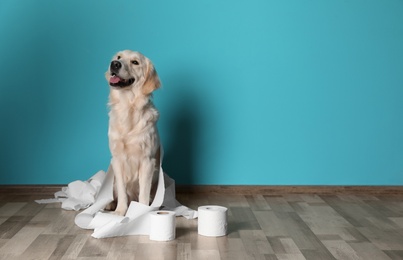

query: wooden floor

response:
[1,191,403,260]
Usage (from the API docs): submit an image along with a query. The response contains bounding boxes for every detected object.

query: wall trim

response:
[1,185,403,195]
[175,185,403,195]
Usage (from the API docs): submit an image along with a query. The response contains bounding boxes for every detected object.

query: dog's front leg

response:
[111,158,128,215]
[138,158,156,206]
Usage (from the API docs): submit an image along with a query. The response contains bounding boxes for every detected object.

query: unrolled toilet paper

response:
[149,211,176,241]
[197,205,228,237]
[35,146,198,239]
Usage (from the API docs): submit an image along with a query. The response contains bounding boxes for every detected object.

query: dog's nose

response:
[110,60,122,71]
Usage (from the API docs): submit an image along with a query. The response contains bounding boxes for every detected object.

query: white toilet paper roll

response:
[149,211,176,241]
[197,205,228,237]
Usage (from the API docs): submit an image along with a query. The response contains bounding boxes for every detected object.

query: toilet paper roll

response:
[198,205,228,237]
[149,211,176,241]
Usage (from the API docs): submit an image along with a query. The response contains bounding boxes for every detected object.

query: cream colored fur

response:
[105,50,161,216]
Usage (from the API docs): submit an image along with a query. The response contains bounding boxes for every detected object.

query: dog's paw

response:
[111,208,127,216]
[104,201,117,211]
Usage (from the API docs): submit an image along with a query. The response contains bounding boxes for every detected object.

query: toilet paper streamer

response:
[197,205,228,237]
[149,211,176,241]
[36,147,198,238]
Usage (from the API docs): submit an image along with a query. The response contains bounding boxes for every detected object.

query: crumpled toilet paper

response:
[36,149,198,238]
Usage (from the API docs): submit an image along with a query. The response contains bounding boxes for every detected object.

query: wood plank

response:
[78,236,114,258]
[254,211,289,237]
[0,216,33,239]
[321,240,361,260]
[191,249,221,260]
[48,235,75,260]
[389,217,403,228]
[216,237,249,259]
[239,230,274,255]
[106,235,139,259]
[177,242,191,260]
[383,250,403,259]
[0,202,26,217]
[60,234,88,260]
[19,234,62,260]
[0,226,44,257]
[357,227,403,250]
[276,253,306,260]
[135,243,177,260]
[245,195,271,211]
[229,207,261,231]
[348,242,392,260]
[300,249,336,260]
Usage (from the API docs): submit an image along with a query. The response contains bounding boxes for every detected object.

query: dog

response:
[104,50,161,216]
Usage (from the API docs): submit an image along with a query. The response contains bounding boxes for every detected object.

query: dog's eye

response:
[132,60,139,65]
[117,56,121,60]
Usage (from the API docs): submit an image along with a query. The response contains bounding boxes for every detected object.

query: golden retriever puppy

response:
[105,50,161,216]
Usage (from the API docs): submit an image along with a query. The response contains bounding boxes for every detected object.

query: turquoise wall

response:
[1,0,402,185]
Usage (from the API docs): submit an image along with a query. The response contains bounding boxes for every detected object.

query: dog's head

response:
[105,50,161,95]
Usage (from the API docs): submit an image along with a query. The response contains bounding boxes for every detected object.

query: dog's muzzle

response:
[109,60,135,88]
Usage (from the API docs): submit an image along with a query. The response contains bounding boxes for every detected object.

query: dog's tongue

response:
[110,75,121,84]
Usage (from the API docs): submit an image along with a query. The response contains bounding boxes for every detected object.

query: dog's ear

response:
[142,59,161,95]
